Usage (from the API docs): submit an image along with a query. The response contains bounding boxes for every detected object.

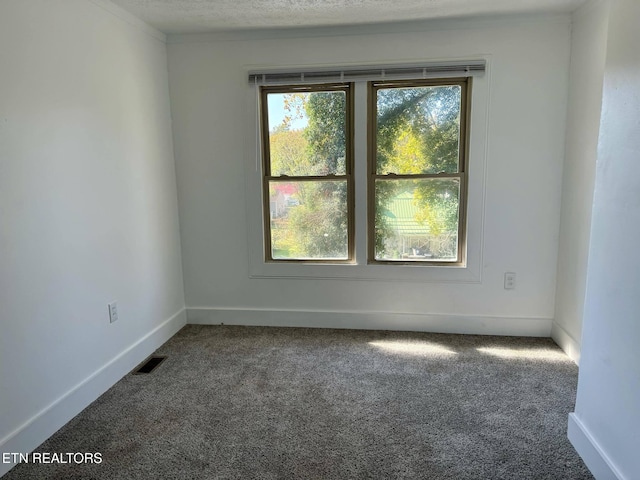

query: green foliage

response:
[374,85,461,259]
[377,85,460,174]
[305,92,347,175]
[267,83,462,260]
[269,129,310,176]
[285,182,348,258]
[268,90,348,259]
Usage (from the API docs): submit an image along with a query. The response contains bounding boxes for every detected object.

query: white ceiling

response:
[109,0,587,34]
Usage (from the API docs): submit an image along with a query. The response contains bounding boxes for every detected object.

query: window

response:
[253,63,480,272]
[260,84,354,262]
[369,79,470,265]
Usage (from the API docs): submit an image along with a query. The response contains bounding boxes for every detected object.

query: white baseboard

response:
[0,309,187,478]
[551,321,582,364]
[187,307,552,337]
[568,413,625,480]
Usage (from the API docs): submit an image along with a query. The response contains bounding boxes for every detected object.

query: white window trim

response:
[243,59,490,283]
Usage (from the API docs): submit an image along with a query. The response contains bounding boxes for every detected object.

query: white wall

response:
[0,0,185,474]
[568,0,640,478]
[167,16,571,334]
[552,0,610,364]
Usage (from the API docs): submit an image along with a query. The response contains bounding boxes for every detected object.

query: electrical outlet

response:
[108,302,118,323]
[504,272,516,290]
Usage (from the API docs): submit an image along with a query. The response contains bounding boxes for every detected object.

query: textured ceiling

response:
[109,0,587,34]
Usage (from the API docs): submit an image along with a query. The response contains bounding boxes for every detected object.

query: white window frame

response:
[244,60,490,283]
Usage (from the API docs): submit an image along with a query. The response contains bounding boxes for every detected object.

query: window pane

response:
[376,85,461,175]
[267,91,347,176]
[374,178,460,261]
[269,180,348,260]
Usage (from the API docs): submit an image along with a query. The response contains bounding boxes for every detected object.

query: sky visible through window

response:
[267,93,309,131]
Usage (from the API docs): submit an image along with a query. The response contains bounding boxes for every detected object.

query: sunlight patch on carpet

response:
[476,347,568,362]
[369,340,457,357]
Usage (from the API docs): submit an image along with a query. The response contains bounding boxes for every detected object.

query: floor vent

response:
[133,356,167,374]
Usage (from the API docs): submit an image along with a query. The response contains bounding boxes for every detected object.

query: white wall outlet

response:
[504,272,516,290]
[108,302,118,323]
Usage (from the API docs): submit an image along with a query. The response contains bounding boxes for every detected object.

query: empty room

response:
[1,0,638,478]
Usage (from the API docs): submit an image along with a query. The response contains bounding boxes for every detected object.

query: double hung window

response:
[261,84,354,262]
[369,79,469,265]
[255,64,476,267]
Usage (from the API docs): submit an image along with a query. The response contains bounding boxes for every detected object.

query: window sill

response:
[248,260,481,283]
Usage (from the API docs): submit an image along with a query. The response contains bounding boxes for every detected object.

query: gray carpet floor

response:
[5,325,593,479]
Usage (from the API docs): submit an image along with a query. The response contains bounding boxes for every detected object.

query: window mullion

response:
[266,175,350,182]
[373,172,463,180]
